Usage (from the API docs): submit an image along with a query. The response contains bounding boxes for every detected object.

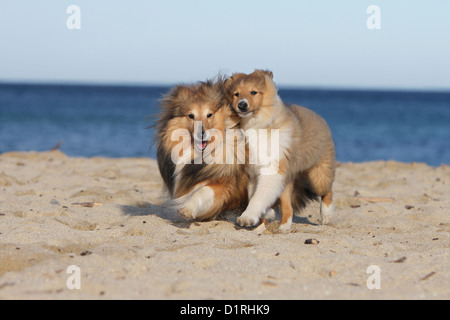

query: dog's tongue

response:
[197,141,207,150]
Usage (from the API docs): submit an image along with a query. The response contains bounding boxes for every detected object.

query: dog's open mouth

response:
[195,140,208,151]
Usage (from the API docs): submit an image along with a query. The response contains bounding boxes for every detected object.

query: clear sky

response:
[0,0,449,89]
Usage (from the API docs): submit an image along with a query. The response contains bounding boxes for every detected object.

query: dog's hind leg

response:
[307,158,335,225]
[320,191,334,225]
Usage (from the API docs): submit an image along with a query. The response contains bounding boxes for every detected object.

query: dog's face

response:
[224,70,274,118]
[162,80,228,152]
[182,101,225,152]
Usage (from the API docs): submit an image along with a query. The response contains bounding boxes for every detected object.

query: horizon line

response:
[1,79,450,94]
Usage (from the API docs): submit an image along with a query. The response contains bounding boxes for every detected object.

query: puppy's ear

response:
[263,70,274,79]
[223,77,235,104]
[224,76,233,90]
[254,69,273,80]
[224,73,247,88]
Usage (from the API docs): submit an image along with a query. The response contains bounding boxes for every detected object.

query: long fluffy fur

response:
[155,76,248,221]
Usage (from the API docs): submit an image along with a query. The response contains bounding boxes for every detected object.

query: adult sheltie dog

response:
[224,70,336,231]
[155,77,248,221]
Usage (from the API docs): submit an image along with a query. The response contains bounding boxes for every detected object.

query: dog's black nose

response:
[196,128,206,141]
[238,100,248,112]
[201,128,208,140]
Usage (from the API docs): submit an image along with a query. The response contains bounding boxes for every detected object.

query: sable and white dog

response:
[224,70,336,231]
[155,78,249,221]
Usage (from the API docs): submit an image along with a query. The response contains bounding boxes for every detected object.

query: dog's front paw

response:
[278,222,291,233]
[178,207,195,220]
[237,211,260,228]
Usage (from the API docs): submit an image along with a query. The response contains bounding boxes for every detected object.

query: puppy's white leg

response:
[320,191,334,225]
[247,178,256,200]
[262,208,276,220]
[177,186,215,220]
[237,174,284,227]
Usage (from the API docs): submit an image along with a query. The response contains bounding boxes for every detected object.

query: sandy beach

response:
[0,150,448,299]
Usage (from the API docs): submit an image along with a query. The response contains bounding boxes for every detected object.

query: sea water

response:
[1,83,449,166]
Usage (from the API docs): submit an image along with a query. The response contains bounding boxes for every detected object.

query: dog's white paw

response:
[237,211,260,228]
[177,207,195,220]
[278,222,292,233]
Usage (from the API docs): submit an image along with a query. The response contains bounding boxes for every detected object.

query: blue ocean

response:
[0,83,449,166]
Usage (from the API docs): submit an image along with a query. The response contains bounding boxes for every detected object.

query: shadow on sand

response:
[119,202,195,228]
[119,202,318,230]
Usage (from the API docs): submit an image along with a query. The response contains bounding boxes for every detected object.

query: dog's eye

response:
[234,92,239,97]
[188,114,194,119]
[207,113,213,118]
[251,91,258,96]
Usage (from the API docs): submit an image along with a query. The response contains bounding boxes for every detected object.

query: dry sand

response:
[0,150,448,299]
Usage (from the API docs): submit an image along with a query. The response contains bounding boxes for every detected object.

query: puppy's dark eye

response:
[234,92,239,97]
[188,114,194,119]
[207,113,213,118]
[251,91,258,96]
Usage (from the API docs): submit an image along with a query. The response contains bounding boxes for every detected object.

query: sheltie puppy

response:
[155,77,248,221]
[224,69,336,231]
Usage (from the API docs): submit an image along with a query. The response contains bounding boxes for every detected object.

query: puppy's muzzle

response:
[238,100,249,112]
